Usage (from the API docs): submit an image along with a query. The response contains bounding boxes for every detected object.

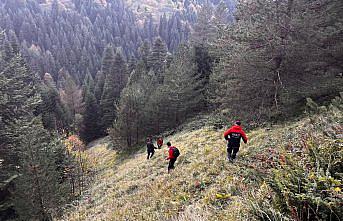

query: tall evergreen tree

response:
[147,38,167,82]
[40,75,70,132]
[59,72,83,131]
[14,118,69,220]
[82,70,95,98]
[100,50,128,130]
[80,85,101,143]
[147,45,204,130]
[210,0,343,121]
[139,41,150,69]
[0,31,74,220]
[94,71,105,102]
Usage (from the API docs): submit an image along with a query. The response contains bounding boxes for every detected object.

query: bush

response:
[269,96,343,221]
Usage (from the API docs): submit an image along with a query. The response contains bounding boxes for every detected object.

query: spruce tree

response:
[80,86,101,143]
[100,51,127,130]
[94,71,105,102]
[0,32,73,220]
[139,41,150,69]
[59,72,83,131]
[82,70,95,98]
[150,45,204,128]
[147,38,167,82]
[14,118,69,220]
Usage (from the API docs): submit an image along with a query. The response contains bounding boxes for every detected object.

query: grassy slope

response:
[61,103,342,221]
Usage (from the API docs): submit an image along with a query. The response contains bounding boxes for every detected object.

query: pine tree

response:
[80,86,101,143]
[147,38,167,82]
[0,31,73,220]
[59,72,83,131]
[0,42,41,181]
[210,0,343,122]
[139,41,150,69]
[14,118,69,220]
[0,33,41,219]
[40,73,70,132]
[82,70,95,98]
[100,50,127,130]
[156,45,204,127]
[113,85,142,147]
[94,71,105,102]
[191,4,217,46]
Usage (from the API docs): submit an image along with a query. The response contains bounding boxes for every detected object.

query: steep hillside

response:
[60,95,342,221]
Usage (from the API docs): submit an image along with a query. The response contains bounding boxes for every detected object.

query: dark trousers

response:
[227,146,239,159]
[147,149,155,159]
[168,158,176,172]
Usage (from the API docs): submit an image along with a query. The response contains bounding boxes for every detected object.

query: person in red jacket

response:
[166,142,179,173]
[157,137,163,149]
[223,120,248,162]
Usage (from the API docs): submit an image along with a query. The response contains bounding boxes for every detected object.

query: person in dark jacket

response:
[166,142,178,173]
[146,137,156,159]
[223,120,248,162]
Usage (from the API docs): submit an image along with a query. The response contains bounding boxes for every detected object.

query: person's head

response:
[235,120,241,126]
[146,136,152,142]
[167,142,171,147]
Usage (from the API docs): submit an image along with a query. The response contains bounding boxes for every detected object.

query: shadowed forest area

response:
[0,0,342,220]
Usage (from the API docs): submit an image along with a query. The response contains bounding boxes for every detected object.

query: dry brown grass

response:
[60,117,322,221]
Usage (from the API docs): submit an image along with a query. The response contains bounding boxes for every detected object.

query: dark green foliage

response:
[147,38,167,82]
[101,47,128,131]
[112,44,206,147]
[0,34,41,187]
[0,0,205,82]
[59,72,83,131]
[210,0,343,123]
[193,45,214,93]
[139,41,150,68]
[14,118,70,220]
[0,31,76,220]
[269,97,343,221]
[80,86,101,143]
[94,71,105,102]
[82,70,95,98]
[40,73,71,132]
[147,45,205,130]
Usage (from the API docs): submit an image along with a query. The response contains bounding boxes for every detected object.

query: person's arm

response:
[223,128,232,140]
[166,149,173,160]
[241,130,248,144]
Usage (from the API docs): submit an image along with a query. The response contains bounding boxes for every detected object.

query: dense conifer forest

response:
[0,0,342,220]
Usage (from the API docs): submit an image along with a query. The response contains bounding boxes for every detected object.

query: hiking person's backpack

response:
[172,147,180,158]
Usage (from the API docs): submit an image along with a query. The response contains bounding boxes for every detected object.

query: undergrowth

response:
[60,94,342,221]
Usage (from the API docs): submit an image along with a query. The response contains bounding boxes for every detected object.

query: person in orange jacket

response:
[223,120,248,162]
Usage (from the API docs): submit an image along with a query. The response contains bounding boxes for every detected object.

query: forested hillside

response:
[0,0,342,220]
[0,0,186,81]
[0,0,234,82]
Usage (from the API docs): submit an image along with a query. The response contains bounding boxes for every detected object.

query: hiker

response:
[146,137,156,160]
[166,142,180,173]
[157,137,163,149]
[224,120,248,162]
